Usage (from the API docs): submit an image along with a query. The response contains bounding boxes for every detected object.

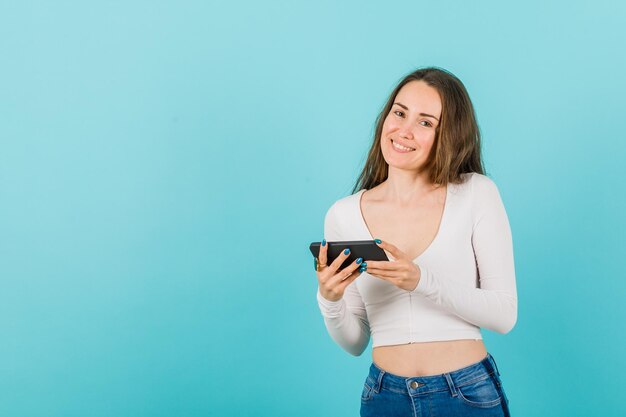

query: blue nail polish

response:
[322,239,326,246]
[359,266,366,272]
[374,239,382,244]
[361,262,367,267]
[356,257,363,264]
[344,248,350,255]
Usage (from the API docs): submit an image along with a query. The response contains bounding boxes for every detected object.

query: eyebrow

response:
[393,102,440,122]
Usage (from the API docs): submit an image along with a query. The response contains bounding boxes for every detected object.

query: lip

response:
[391,139,416,152]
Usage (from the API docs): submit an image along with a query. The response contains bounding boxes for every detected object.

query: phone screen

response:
[309,240,389,270]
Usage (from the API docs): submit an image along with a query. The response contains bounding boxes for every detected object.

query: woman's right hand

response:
[317,241,365,302]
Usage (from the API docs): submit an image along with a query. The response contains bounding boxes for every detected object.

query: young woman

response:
[315,67,517,416]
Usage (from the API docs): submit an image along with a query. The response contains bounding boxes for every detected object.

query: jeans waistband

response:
[366,352,501,397]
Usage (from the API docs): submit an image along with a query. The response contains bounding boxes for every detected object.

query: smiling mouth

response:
[391,139,416,152]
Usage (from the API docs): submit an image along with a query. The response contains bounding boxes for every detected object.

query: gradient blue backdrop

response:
[1,1,625,416]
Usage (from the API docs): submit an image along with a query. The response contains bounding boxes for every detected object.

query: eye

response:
[420,120,433,128]
[393,110,405,117]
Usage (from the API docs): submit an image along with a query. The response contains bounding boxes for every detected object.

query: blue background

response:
[1,1,625,416]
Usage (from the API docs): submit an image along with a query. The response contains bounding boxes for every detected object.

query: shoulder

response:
[323,190,363,239]
[462,173,509,223]
[452,173,504,216]
[456,172,500,196]
[325,190,363,218]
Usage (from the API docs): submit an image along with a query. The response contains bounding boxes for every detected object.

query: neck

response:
[379,166,441,205]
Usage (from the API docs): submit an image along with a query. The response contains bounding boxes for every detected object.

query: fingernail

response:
[356,257,363,264]
[322,239,326,246]
[374,239,382,244]
[359,266,366,272]
[344,248,350,255]
[361,262,367,267]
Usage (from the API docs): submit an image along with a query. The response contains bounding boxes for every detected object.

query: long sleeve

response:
[410,175,518,334]
[316,203,371,356]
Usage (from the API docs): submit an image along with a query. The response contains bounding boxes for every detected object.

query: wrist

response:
[317,287,343,304]
[321,295,342,303]
[410,264,424,293]
[317,288,346,318]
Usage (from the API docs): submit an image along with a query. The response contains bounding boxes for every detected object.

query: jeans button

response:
[410,381,419,389]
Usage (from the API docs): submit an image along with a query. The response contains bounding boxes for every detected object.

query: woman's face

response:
[380,80,442,172]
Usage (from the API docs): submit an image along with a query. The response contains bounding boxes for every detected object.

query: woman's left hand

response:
[366,239,421,292]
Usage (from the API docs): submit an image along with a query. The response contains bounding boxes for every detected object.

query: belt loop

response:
[375,367,385,393]
[487,353,501,376]
[444,373,458,397]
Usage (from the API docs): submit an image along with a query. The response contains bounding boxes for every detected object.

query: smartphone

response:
[309,240,389,270]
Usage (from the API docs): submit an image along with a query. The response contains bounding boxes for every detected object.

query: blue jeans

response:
[360,353,511,416]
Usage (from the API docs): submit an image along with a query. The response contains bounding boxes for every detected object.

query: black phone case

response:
[309,240,389,270]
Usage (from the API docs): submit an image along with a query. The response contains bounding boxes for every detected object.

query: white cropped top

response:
[316,173,518,356]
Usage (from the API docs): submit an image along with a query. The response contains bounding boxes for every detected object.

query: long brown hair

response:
[352,67,484,193]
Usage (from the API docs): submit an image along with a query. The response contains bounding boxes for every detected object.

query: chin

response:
[389,162,422,172]
[382,155,420,171]
[381,146,422,171]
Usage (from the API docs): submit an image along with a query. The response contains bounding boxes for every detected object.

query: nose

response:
[398,121,414,140]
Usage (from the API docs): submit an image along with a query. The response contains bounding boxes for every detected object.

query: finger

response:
[336,268,362,292]
[365,268,398,279]
[364,270,392,285]
[374,239,407,261]
[319,258,362,298]
[318,238,328,267]
[330,257,363,286]
[364,260,402,270]
[328,246,352,274]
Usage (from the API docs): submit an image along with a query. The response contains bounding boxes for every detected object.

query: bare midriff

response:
[372,339,488,377]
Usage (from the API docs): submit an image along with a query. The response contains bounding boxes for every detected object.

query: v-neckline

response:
[356,184,451,262]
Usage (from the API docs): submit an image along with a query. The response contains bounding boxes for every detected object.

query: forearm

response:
[317,288,371,356]
[412,266,517,334]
